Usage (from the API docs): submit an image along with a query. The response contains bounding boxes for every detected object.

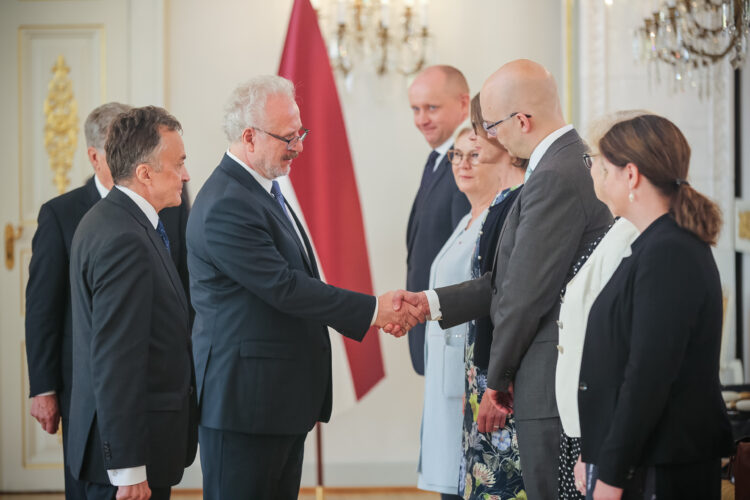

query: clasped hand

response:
[375,290,430,337]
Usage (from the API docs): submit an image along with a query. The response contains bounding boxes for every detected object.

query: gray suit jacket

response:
[435,129,612,421]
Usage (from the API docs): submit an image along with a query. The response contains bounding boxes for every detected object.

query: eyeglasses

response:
[582,153,598,169]
[482,112,532,137]
[257,127,310,150]
[447,148,480,166]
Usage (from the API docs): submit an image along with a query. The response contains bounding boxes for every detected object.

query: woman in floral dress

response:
[459,93,527,500]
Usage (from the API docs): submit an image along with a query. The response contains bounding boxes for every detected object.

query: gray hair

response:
[223,75,296,143]
[106,106,182,184]
[84,102,132,149]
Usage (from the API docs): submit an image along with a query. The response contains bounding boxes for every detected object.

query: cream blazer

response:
[555,217,640,437]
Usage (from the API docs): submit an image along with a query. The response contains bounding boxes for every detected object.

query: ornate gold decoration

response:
[43,55,78,195]
[739,211,750,240]
[5,223,22,270]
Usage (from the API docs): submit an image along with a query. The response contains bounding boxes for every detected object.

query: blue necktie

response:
[271,180,291,219]
[156,219,171,253]
[418,150,440,192]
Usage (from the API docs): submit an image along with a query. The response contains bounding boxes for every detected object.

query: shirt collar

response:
[432,137,454,171]
[114,185,159,229]
[94,174,110,199]
[226,149,274,195]
[526,124,575,176]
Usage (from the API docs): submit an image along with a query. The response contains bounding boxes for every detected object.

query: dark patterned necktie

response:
[156,219,171,252]
[418,150,440,192]
[271,180,291,219]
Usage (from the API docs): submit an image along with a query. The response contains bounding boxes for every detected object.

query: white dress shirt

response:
[431,137,453,172]
[103,185,160,487]
[94,174,110,199]
[524,124,574,182]
[424,124,576,320]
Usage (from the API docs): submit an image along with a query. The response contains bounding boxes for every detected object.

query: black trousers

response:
[586,458,721,500]
[84,482,170,500]
[199,425,307,500]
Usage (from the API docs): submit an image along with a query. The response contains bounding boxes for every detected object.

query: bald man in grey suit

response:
[393,60,612,499]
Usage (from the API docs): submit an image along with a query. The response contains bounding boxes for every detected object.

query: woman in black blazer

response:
[574,113,733,499]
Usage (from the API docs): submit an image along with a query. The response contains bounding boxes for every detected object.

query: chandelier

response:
[633,0,750,93]
[314,0,431,78]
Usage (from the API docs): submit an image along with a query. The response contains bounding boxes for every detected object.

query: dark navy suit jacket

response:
[187,155,375,436]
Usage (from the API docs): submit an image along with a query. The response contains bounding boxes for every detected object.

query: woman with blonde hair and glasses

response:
[574,113,733,499]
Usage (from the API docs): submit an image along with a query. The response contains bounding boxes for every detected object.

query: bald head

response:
[480,59,565,158]
[409,65,469,148]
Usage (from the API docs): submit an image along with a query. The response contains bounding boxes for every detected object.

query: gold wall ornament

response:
[43,55,78,195]
[5,223,23,270]
[739,211,750,241]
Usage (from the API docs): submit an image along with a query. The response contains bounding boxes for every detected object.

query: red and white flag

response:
[277,0,385,408]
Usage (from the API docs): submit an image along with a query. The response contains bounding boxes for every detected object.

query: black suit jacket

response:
[579,214,733,487]
[405,151,469,374]
[187,155,375,436]
[25,177,190,419]
[67,188,197,487]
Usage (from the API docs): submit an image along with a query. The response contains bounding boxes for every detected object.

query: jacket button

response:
[556,320,563,329]
[492,286,497,294]
[579,382,588,391]
[556,344,564,354]
[478,255,482,260]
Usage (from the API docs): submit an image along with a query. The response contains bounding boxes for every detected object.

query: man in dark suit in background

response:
[394,60,612,499]
[405,65,470,375]
[188,75,421,500]
[68,106,197,500]
[25,102,190,499]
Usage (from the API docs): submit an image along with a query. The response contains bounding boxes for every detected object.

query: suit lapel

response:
[489,129,583,279]
[105,189,188,313]
[419,153,452,202]
[219,156,316,275]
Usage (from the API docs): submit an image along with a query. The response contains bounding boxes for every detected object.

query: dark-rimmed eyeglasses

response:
[482,112,532,137]
[257,127,310,150]
[582,153,598,169]
[447,148,480,166]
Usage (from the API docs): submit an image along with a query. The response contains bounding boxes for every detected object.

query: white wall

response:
[166,0,564,486]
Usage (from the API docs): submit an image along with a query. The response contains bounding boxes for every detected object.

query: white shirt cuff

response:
[370,296,378,326]
[424,289,442,321]
[34,391,56,397]
[107,466,147,486]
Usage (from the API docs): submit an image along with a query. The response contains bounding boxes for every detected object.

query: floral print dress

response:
[459,188,526,500]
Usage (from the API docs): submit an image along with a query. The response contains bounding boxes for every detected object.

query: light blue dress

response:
[418,209,486,495]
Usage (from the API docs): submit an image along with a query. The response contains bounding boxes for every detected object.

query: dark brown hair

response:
[470,93,527,170]
[105,106,182,184]
[598,114,721,245]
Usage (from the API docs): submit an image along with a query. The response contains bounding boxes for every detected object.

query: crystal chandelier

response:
[633,0,750,93]
[314,0,431,77]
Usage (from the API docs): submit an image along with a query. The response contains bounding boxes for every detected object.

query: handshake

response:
[374,290,432,337]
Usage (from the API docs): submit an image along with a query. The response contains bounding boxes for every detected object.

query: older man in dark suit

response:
[405,65,470,375]
[188,75,421,500]
[24,102,190,499]
[68,106,197,500]
[394,60,612,499]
